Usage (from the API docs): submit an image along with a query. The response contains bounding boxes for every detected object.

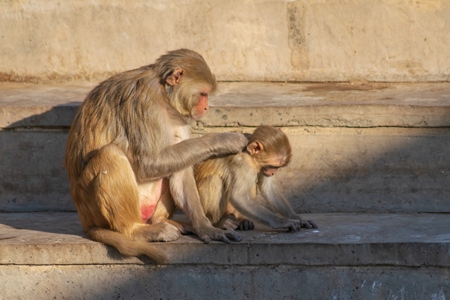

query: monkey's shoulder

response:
[228,152,259,174]
[194,152,255,179]
[230,152,252,164]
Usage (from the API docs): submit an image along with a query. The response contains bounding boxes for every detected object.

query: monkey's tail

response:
[87,227,168,264]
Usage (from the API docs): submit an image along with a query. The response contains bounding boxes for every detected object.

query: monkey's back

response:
[64,66,173,183]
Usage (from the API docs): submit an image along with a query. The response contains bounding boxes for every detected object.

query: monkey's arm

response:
[258,176,318,229]
[196,173,227,225]
[228,169,301,231]
[258,175,299,218]
[139,132,247,180]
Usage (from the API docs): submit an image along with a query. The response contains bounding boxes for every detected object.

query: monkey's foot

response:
[150,222,182,242]
[237,219,255,231]
[163,219,194,235]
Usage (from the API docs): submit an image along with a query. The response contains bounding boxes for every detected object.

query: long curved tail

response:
[87,227,168,264]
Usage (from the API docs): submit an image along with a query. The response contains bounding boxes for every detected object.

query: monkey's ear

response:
[246,141,263,155]
[166,68,184,86]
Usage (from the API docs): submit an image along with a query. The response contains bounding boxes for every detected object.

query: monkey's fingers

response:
[287,223,302,232]
[301,220,318,229]
[219,235,232,244]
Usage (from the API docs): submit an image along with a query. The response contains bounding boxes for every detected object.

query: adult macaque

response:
[65,49,247,263]
[195,125,317,233]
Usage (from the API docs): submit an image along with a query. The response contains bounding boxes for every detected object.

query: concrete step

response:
[1,211,449,299]
[1,81,450,213]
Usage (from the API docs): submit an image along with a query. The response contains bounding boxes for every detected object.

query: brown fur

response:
[65,49,247,263]
[195,126,317,234]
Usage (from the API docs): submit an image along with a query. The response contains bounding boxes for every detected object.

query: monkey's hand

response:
[282,219,303,232]
[208,132,248,155]
[197,225,242,244]
[267,218,302,232]
[300,219,318,229]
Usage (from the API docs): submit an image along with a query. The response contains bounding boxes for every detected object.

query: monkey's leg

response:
[150,186,194,235]
[196,175,227,225]
[170,169,242,243]
[79,144,180,242]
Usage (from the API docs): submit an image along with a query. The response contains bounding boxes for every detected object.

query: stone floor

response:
[1,211,449,266]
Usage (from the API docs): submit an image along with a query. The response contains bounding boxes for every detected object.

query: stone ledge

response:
[1,212,449,267]
[1,82,449,129]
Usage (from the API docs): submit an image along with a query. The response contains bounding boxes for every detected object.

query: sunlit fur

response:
[65,49,247,263]
[195,126,317,232]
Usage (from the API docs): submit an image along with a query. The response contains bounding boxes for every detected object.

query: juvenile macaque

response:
[65,49,247,263]
[195,125,317,233]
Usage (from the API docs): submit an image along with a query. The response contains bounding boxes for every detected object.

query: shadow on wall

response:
[0,103,80,212]
[283,126,450,214]
[1,102,450,215]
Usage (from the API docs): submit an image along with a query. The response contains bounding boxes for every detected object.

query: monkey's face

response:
[251,147,287,177]
[260,156,285,177]
[168,83,212,119]
[260,165,282,177]
[190,88,210,119]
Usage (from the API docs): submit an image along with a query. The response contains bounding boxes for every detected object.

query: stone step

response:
[1,82,450,213]
[1,212,449,299]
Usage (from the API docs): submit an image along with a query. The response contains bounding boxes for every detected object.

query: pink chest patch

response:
[141,204,156,223]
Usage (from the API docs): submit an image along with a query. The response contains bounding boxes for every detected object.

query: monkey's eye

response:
[200,92,208,97]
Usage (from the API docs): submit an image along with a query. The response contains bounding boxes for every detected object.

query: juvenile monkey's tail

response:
[87,227,168,264]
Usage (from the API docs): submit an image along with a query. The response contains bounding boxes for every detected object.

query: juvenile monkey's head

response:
[156,49,217,120]
[246,125,292,177]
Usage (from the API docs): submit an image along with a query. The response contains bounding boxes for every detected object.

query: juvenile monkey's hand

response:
[271,218,302,231]
[300,219,318,229]
[285,219,318,231]
[285,219,302,232]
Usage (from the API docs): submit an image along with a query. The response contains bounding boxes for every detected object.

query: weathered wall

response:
[1,0,449,82]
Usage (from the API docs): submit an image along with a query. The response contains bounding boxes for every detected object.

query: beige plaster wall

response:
[1,0,449,82]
